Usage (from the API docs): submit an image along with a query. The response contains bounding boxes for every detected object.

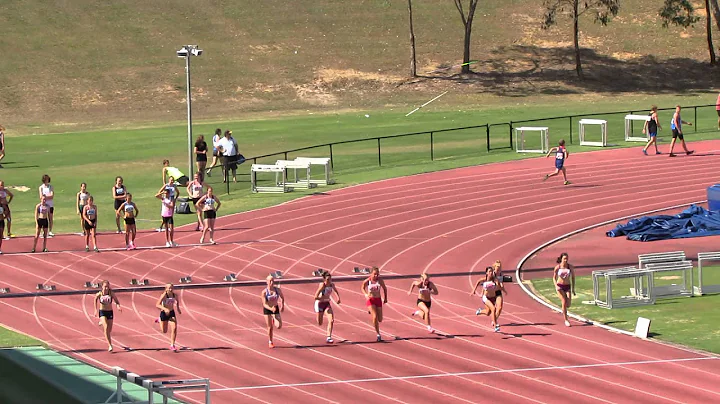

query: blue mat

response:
[606,205,720,241]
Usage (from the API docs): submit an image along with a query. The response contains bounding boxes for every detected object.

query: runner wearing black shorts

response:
[112,177,127,233]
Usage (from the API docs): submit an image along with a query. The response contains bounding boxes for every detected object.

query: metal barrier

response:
[593,267,655,309]
[104,367,210,404]
[697,252,720,295]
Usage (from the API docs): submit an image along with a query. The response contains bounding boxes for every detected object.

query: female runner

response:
[32,195,50,253]
[197,187,220,244]
[408,273,439,333]
[261,275,285,348]
[471,266,503,332]
[314,271,341,343]
[186,173,205,231]
[155,187,176,247]
[194,135,208,182]
[76,182,90,236]
[82,196,99,252]
[0,180,15,238]
[361,267,388,342]
[116,194,139,250]
[155,283,182,352]
[111,176,127,233]
[0,201,6,254]
[95,280,122,352]
[38,175,55,236]
[492,260,507,319]
[553,252,576,327]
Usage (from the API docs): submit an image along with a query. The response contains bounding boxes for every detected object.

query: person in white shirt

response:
[38,174,55,237]
[205,128,222,177]
[217,130,238,183]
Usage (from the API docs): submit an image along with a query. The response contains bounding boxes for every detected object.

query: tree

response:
[408,0,418,77]
[710,0,720,32]
[454,0,480,74]
[659,1,714,64]
[542,0,620,79]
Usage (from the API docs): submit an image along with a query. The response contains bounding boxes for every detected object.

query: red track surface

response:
[2,142,720,403]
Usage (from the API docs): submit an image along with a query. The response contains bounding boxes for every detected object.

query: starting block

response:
[270,271,283,279]
[353,267,371,274]
[0,288,10,294]
[36,284,56,291]
[223,273,237,282]
[84,281,100,288]
[129,279,149,286]
[312,269,325,277]
[179,276,192,284]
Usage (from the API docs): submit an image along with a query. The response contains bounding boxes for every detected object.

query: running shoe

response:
[210,239,216,245]
[642,149,648,156]
[564,320,571,327]
[669,153,677,157]
[206,169,212,177]
[7,233,13,238]
[31,249,35,253]
[116,230,122,234]
[131,243,137,250]
[48,232,54,237]
[475,308,482,316]
[326,337,334,344]
[268,341,275,349]
[655,151,662,155]
[376,335,382,342]
[156,228,163,232]
[494,326,500,332]
[2,236,8,241]
[427,326,435,334]
[165,242,172,248]
[199,237,205,244]
[94,247,99,253]
[170,345,178,352]
[0,251,3,255]
[154,318,160,324]
[172,242,179,247]
[199,226,204,232]
[85,246,90,252]
[542,174,549,182]
[564,181,571,186]
[43,248,48,252]
[687,150,695,155]
[126,245,132,251]
[108,345,113,352]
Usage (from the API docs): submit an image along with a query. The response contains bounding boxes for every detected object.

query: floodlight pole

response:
[184,53,193,179]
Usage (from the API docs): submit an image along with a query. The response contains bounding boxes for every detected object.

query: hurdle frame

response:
[697,251,720,295]
[578,119,608,147]
[105,367,210,404]
[514,126,549,154]
[624,114,651,142]
[593,267,655,309]
[275,159,315,190]
[294,157,335,186]
[250,164,291,193]
[643,261,694,298]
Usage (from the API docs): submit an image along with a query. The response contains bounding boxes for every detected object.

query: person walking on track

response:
[95,280,122,352]
[553,252,576,327]
[543,139,570,185]
[668,105,694,157]
[262,275,285,348]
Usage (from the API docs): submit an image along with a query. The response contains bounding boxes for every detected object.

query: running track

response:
[1,141,720,403]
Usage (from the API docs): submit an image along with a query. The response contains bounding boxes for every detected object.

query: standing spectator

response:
[642,105,662,155]
[0,180,14,238]
[206,128,222,177]
[668,105,694,157]
[111,177,127,233]
[194,135,208,183]
[162,160,189,187]
[82,196,99,252]
[217,130,238,183]
[0,124,5,168]
[76,182,90,236]
[155,187,177,248]
[716,92,720,130]
[38,175,55,237]
[32,196,50,253]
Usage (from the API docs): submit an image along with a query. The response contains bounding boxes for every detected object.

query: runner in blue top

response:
[642,105,662,155]
[543,139,571,185]
[668,105,694,157]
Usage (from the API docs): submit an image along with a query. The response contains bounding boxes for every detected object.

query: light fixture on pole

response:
[177,45,203,179]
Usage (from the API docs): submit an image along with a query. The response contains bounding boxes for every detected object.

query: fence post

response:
[569,116,573,145]
[694,107,698,132]
[509,121,514,150]
[377,138,381,166]
[486,125,490,152]
[225,164,230,195]
[284,151,288,160]
[329,144,334,170]
[430,132,434,161]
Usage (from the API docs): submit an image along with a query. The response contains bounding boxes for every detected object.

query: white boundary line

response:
[514,200,708,340]
[185,356,718,393]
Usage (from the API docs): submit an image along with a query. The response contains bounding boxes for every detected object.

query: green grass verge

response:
[530,272,720,354]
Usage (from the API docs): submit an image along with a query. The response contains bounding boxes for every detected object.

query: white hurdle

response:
[294,157,335,186]
[105,367,210,404]
[578,119,608,147]
[275,159,315,190]
[624,114,651,142]
[696,251,720,295]
[514,126,549,153]
[593,267,655,309]
[251,164,291,193]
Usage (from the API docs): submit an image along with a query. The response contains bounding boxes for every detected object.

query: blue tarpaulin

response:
[606,205,720,241]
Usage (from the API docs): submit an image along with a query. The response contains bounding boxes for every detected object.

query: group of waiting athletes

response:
[93,255,576,352]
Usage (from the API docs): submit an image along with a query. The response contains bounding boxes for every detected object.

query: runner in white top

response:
[155,187,177,247]
[155,283,182,352]
[95,280,122,352]
[38,174,55,236]
[314,271,341,343]
[261,275,285,348]
[197,187,221,245]
[76,182,90,236]
[408,273,439,333]
[186,173,205,231]
[205,128,223,177]
[471,266,504,332]
[361,267,388,342]
[553,252,576,327]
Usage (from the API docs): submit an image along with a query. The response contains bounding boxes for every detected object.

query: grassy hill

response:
[0,0,718,133]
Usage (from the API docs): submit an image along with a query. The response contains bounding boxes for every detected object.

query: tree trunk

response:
[710,0,720,31]
[408,0,417,77]
[706,0,717,64]
[460,0,478,74]
[573,0,584,79]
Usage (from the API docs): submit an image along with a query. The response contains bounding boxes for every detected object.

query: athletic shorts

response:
[555,160,564,170]
[191,197,200,205]
[203,210,217,220]
[315,300,331,313]
[556,283,571,293]
[648,132,657,138]
[417,299,431,309]
[263,307,277,316]
[482,295,497,305]
[672,129,684,140]
[366,297,383,308]
[162,216,174,225]
[84,219,97,230]
[0,219,5,229]
[37,218,49,229]
[196,154,207,162]
[114,200,124,210]
[124,217,136,225]
[716,110,720,117]
[99,310,114,320]
[213,149,221,157]
[159,310,176,322]
[48,207,55,214]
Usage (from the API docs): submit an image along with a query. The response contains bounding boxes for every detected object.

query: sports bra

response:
[99,294,112,305]
[124,204,135,212]
[482,281,496,291]
[79,192,88,202]
[265,287,279,304]
[204,198,215,209]
[38,204,48,214]
[114,186,126,195]
[163,293,176,307]
[86,207,96,216]
[558,267,571,279]
[418,282,430,294]
[367,280,381,293]
[319,285,333,299]
[0,190,6,199]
